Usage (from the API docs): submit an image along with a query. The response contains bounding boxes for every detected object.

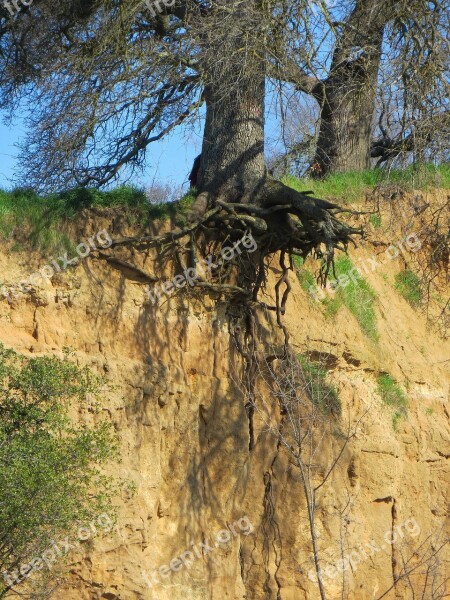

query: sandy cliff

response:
[1,190,448,600]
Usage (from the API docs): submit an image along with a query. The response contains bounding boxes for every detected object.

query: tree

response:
[0,345,118,598]
[305,0,387,175]
[0,0,363,296]
[371,0,449,167]
[273,0,448,175]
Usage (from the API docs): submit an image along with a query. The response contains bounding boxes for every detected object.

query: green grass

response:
[282,170,381,202]
[298,354,341,416]
[283,163,450,203]
[1,163,447,255]
[322,296,343,318]
[376,373,408,430]
[292,255,317,296]
[323,255,378,341]
[0,185,195,255]
[369,214,382,228]
[394,269,422,307]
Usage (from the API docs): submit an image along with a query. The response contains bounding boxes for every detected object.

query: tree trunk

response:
[197,1,266,204]
[313,0,386,175]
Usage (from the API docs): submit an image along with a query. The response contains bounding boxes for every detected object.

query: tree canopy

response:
[0,0,447,190]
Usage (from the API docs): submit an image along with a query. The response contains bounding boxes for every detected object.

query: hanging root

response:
[92,176,364,311]
[92,177,364,451]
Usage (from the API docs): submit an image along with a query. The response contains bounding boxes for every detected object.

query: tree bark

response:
[312,0,387,175]
[197,1,266,204]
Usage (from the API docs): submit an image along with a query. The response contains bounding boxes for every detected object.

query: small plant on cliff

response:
[0,345,119,598]
[369,214,382,228]
[395,268,422,307]
[322,255,378,341]
[376,373,408,430]
[298,354,341,416]
[292,256,317,298]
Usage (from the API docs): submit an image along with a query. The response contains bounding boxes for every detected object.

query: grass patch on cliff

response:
[292,255,317,297]
[377,373,408,430]
[299,354,341,416]
[322,255,378,341]
[0,186,195,254]
[369,214,382,228]
[283,163,449,202]
[394,269,422,307]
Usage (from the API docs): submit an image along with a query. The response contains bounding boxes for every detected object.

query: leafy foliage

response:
[0,345,118,597]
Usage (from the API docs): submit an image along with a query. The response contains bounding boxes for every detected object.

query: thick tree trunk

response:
[313,53,381,175]
[197,1,266,204]
[198,79,266,202]
[312,0,387,175]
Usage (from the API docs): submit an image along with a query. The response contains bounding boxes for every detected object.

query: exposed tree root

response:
[93,178,364,452]
[93,176,364,346]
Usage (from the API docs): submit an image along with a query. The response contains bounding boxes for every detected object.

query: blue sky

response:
[0,120,22,187]
[0,85,288,193]
[0,114,203,193]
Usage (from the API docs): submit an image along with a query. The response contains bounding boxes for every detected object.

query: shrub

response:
[0,345,118,597]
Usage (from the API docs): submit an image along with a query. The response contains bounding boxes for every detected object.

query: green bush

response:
[0,345,118,597]
[395,269,422,307]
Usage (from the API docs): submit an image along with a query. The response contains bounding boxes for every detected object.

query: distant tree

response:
[0,345,117,598]
[371,0,449,167]
[271,0,448,175]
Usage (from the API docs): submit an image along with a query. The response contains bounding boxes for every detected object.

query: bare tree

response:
[271,0,448,175]
[375,529,449,600]
[231,318,368,600]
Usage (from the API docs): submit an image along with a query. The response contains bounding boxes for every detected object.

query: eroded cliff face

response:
[1,192,448,600]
